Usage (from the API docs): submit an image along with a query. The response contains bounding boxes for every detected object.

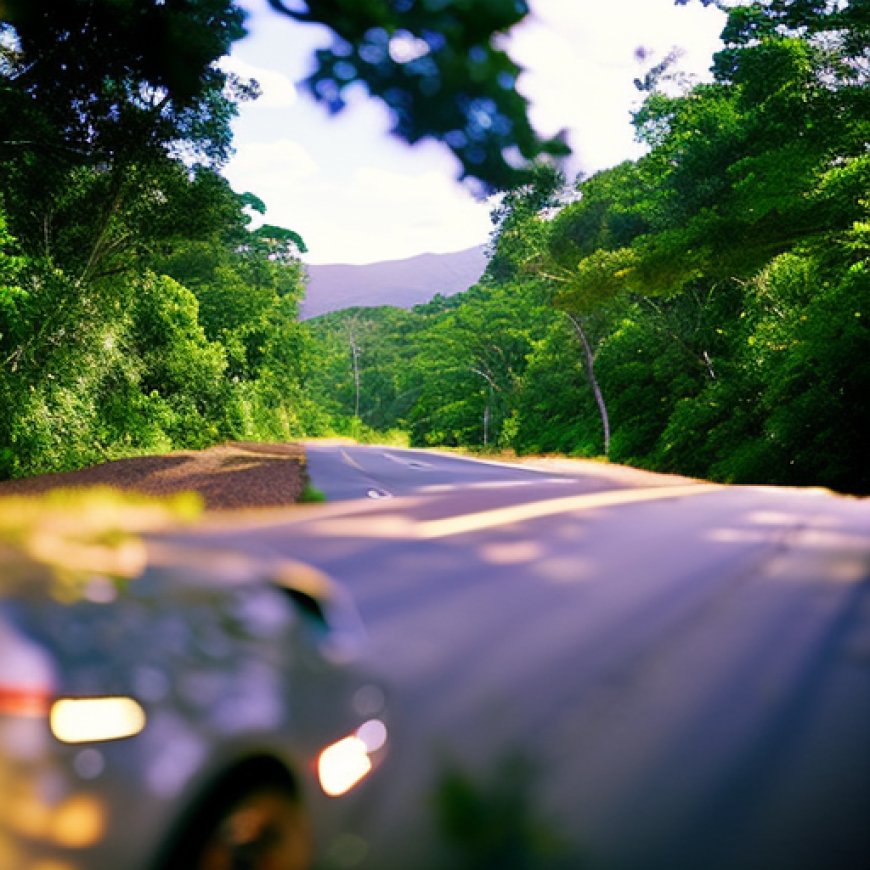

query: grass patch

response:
[299,483,327,503]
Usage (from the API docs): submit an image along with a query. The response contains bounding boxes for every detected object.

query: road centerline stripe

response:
[340,448,366,471]
[415,484,723,539]
[298,484,724,540]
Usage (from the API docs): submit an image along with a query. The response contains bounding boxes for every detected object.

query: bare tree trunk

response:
[470,366,497,448]
[565,312,610,456]
[639,297,717,381]
[348,325,361,418]
[80,170,127,284]
[701,350,716,381]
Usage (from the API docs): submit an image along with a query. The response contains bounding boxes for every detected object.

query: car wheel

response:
[187,781,312,870]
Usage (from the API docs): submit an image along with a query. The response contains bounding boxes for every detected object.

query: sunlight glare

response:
[479,540,544,565]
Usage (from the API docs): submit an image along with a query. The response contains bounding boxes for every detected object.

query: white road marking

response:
[381,451,433,469]
[340,449,366,471]
[418,478,571,494]
[306,484,722,540]
[417,484,722,539]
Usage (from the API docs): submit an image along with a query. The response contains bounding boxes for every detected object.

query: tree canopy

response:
[303,0,870,493]
[2,0,568,191]
[266,0,569,188]
[2,0,868,493]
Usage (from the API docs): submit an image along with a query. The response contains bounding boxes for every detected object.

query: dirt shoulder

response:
[0,442,307,511]
[0,442,700,513]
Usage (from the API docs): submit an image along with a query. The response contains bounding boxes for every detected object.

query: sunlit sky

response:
[220,0,727,265]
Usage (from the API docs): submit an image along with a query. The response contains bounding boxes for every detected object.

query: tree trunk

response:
[565,312,610,456]
[347,322,361,418]
[470,366,497,448]
[80,168,127,284]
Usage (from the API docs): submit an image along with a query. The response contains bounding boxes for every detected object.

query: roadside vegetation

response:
[306,1,870,494]
[0,0,556,480]
[0,1,330,478]
[2,1,868,494]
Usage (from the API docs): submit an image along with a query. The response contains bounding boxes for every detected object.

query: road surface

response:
[304,441,608,501]
[180,445,870,869]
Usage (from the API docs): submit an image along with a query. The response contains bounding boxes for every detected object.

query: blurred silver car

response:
[0,540,389,870]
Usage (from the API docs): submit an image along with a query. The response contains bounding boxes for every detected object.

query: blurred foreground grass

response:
[432,751,585,870]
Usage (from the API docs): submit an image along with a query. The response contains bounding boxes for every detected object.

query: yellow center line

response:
[416,484,723,539]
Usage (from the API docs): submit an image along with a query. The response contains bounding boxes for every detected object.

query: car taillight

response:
[0,685,52,717]
[0,618,56,719]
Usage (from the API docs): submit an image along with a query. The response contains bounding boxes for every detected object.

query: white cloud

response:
[509,0,726,173]
[223,139,318,190]
[221,0,727,263]
[295,167,492,264]
[339,167,493,258]
[223,145,491,264]
[218,56,298,108]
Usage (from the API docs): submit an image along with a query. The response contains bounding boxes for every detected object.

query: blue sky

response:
[220,0,726,265]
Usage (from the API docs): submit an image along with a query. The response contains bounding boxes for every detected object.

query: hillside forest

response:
[2,1,869,494]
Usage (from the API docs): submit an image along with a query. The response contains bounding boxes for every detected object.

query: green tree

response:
[688,249,870,491]
[3,0,569,193]
[305,306,423,433]
[407,281,554,448]
[0,0,576,478]
[126,273,230,446]
[0,1,250,275]
[539,165,657,456]
[267,0,569,188]
[512,319,597,456]
[605,1,870,297]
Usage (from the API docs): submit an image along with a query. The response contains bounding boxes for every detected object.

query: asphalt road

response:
[192,445,870,869]
[304,442,597,501]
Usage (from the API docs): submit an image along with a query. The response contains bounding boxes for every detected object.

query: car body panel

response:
[0,548,388,870]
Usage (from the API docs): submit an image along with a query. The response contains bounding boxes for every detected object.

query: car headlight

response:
[317,718,388,797]
[49,696,146,744]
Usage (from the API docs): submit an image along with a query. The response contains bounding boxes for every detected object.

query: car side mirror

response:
[270,561,368,663]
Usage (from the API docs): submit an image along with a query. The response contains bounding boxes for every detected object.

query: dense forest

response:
[2,1,869,493]
[307,1,870,494]
[0,0,560,478]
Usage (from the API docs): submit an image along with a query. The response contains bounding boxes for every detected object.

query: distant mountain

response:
[300,245,488,320]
